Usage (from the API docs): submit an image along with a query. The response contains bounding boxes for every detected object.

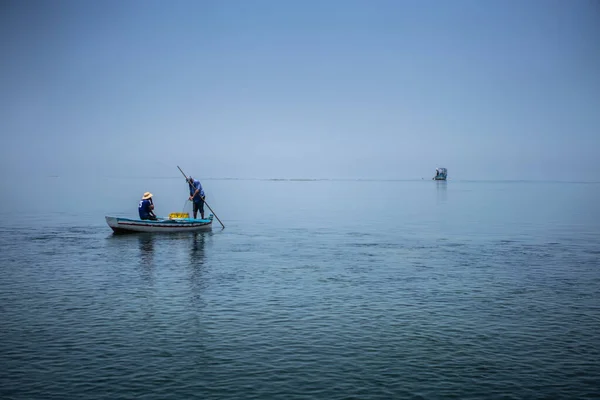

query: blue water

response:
[1,178,599,399]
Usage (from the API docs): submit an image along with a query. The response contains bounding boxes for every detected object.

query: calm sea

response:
[1,178,599,399]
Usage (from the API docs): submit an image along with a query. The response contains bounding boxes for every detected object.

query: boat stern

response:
[105,216,119,228]
[105,216,134,234]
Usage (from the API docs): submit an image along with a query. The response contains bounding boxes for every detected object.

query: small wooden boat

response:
[105,215,213,234]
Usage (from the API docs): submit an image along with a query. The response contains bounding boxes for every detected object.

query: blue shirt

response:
[189,180,205,202]
[138,199,153,219]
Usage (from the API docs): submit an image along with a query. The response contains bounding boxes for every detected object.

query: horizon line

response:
[44,175,600,184]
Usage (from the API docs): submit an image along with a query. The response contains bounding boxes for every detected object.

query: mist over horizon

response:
[1,0,599,184]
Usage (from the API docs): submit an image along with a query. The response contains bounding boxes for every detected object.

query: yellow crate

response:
[169,212,189,219]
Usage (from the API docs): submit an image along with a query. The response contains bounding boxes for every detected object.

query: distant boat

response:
[105,215,213,234]
[433,167,447,180]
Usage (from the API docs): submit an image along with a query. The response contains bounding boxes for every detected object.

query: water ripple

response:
[2,183,600,399]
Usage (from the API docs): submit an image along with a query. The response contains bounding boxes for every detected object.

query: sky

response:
[1,0,599,180]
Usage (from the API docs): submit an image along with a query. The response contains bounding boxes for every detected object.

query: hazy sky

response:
[1,0,599,180]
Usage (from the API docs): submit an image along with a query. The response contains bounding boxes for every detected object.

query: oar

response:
[177,165,225,229]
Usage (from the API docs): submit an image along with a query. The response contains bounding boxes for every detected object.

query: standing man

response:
[187,176,205,219]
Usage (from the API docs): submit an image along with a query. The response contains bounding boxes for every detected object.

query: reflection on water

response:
[138,234,154,263]
[190,233,206,263]
[436,180,448,203]
[104,231,211,299]
[187,233,208,311]
[188,233,207,284]
[138,234,155,285]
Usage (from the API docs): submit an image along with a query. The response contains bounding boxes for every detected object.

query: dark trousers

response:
[193,199,205,216]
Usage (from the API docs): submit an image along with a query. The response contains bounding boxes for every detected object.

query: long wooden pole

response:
[177,165,225,229]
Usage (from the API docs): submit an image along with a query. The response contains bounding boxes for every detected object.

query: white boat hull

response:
[105,215,213,233]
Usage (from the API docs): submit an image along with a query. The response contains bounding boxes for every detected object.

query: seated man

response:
[138,192,157,220]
